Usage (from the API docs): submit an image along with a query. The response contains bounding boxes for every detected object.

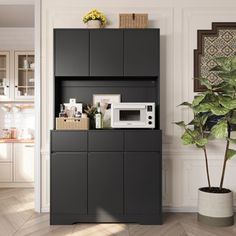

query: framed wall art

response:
[93,94,121,128]
[194,22,236,91]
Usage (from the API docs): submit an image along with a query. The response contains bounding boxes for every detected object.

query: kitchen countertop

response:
[0,139,34,143]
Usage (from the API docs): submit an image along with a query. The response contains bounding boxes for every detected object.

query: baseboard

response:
[163,206,197,212]
[42,206,236,214]
[0,182,34,188]
[163,206,236,213]
[41,206,49,212]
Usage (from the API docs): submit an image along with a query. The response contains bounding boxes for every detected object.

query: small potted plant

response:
[82,9,107,28]
[176,56,236,227]
[84,104,97,129]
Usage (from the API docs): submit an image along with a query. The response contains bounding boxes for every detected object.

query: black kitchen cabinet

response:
[50,130,162,225]
[88,152,123,215]
[54,29,89,76]
[124,152,161,215]
[88,130,123,151]
[51,130,87,152]
[90,30,123,76]
[52,28,161,225]
[124,29,159,76]
[50,152,87,215]
[54,29,160,77]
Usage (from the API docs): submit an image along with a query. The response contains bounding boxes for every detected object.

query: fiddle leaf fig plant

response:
[176,55,236,191]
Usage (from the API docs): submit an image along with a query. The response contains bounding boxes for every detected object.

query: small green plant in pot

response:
[176,56,236,226]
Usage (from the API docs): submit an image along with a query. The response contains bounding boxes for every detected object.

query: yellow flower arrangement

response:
[82,9,107,26]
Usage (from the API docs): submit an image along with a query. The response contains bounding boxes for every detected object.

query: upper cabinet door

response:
[54,29,89,76]
[90,29,123,76]
[124,29,159,77]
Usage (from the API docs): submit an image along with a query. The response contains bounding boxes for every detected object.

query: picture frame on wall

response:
[194,22,236,91]
[93,94,121,128]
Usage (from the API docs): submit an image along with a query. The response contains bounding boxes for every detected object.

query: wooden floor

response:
[0,188,235,236]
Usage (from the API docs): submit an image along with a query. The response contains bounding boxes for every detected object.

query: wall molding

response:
[41,1,236,212]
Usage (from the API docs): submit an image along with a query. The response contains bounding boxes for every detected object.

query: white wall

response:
[41,0,236,212]
[0,28,34,50]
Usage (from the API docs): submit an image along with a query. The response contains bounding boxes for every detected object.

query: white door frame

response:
[34,0,41,213]
[0,0,41,212]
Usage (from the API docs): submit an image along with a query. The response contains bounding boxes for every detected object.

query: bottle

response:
[95,102,102,129]
[59,104,66,117]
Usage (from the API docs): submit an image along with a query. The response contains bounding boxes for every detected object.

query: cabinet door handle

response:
[25,145,34,148]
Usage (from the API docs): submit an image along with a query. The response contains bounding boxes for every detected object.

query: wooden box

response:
[56,117,89,130]
[119,13,148,28]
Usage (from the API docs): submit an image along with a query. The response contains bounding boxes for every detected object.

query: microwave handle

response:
[113,104,146,109]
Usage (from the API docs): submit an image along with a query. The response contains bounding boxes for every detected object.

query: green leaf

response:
[199,114,209,126]
[188,119,199,126]
[215,57,232,71]
[226,149,236,160]
[195,77,212,90]
[193,103,212,113]
[227,138,236,145]
[231,56,236,70]
[210,106,230,116]
[175,121,186,128]
[195,138,208,147]
[210,65,226,72]
[181,130,194,145]
[178,102,192,107]
[230,112,236,124]
[219,96,236,110]
[211,120,228,139]
[218,73,236,87]
[192,95,206,107]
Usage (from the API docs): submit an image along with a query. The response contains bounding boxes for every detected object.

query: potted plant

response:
[82,9,107,28]
[84,104,97,129]
[176,56,236,226]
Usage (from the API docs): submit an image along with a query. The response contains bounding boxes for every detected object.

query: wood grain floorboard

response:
[0,188,235,236]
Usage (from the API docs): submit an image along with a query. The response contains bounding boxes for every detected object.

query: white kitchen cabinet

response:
[0,50,34,102]
[0,51,10,101]
[14,143,34,182]
[14,51,35,100]
[0,163,12,182]
[0,143,12,162]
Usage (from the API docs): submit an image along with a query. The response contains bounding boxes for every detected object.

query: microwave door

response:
[120,110,141,121]
[118,108,146,127]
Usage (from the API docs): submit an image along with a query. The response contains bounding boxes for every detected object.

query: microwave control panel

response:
[146,104,155,128]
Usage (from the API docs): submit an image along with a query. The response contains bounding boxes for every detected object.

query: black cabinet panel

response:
[125,130,162,151]
[124,29,159,76]
[51,152,87,214]
[88,130,123,151]
[51,131,87,152]
[54,29,89,76]
[88,152,123,215]
[124,152,161,214]
[90,29,123,76]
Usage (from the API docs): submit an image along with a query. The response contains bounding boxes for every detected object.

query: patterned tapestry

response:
[194,23,236,92]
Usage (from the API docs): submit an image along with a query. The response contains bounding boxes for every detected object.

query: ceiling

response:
[0,5,34,27]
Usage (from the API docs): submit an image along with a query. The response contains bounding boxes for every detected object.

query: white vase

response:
[87,20,101,28]
[198,188,234,226]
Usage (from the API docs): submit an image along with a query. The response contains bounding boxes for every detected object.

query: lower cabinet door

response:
[124,152,161,215]
[51,152,87,214]
[0,163,12,182]
[14,143,34,182]
[88,152,123,215]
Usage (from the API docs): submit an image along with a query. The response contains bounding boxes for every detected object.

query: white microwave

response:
[111,103,155,128]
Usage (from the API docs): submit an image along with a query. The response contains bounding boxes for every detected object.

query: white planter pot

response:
[198,188,234,226]
[87,20,101,28]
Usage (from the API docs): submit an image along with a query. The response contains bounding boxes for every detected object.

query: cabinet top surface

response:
[51,129,162,132]
[0,139,34,143]
[54,28,160,31]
